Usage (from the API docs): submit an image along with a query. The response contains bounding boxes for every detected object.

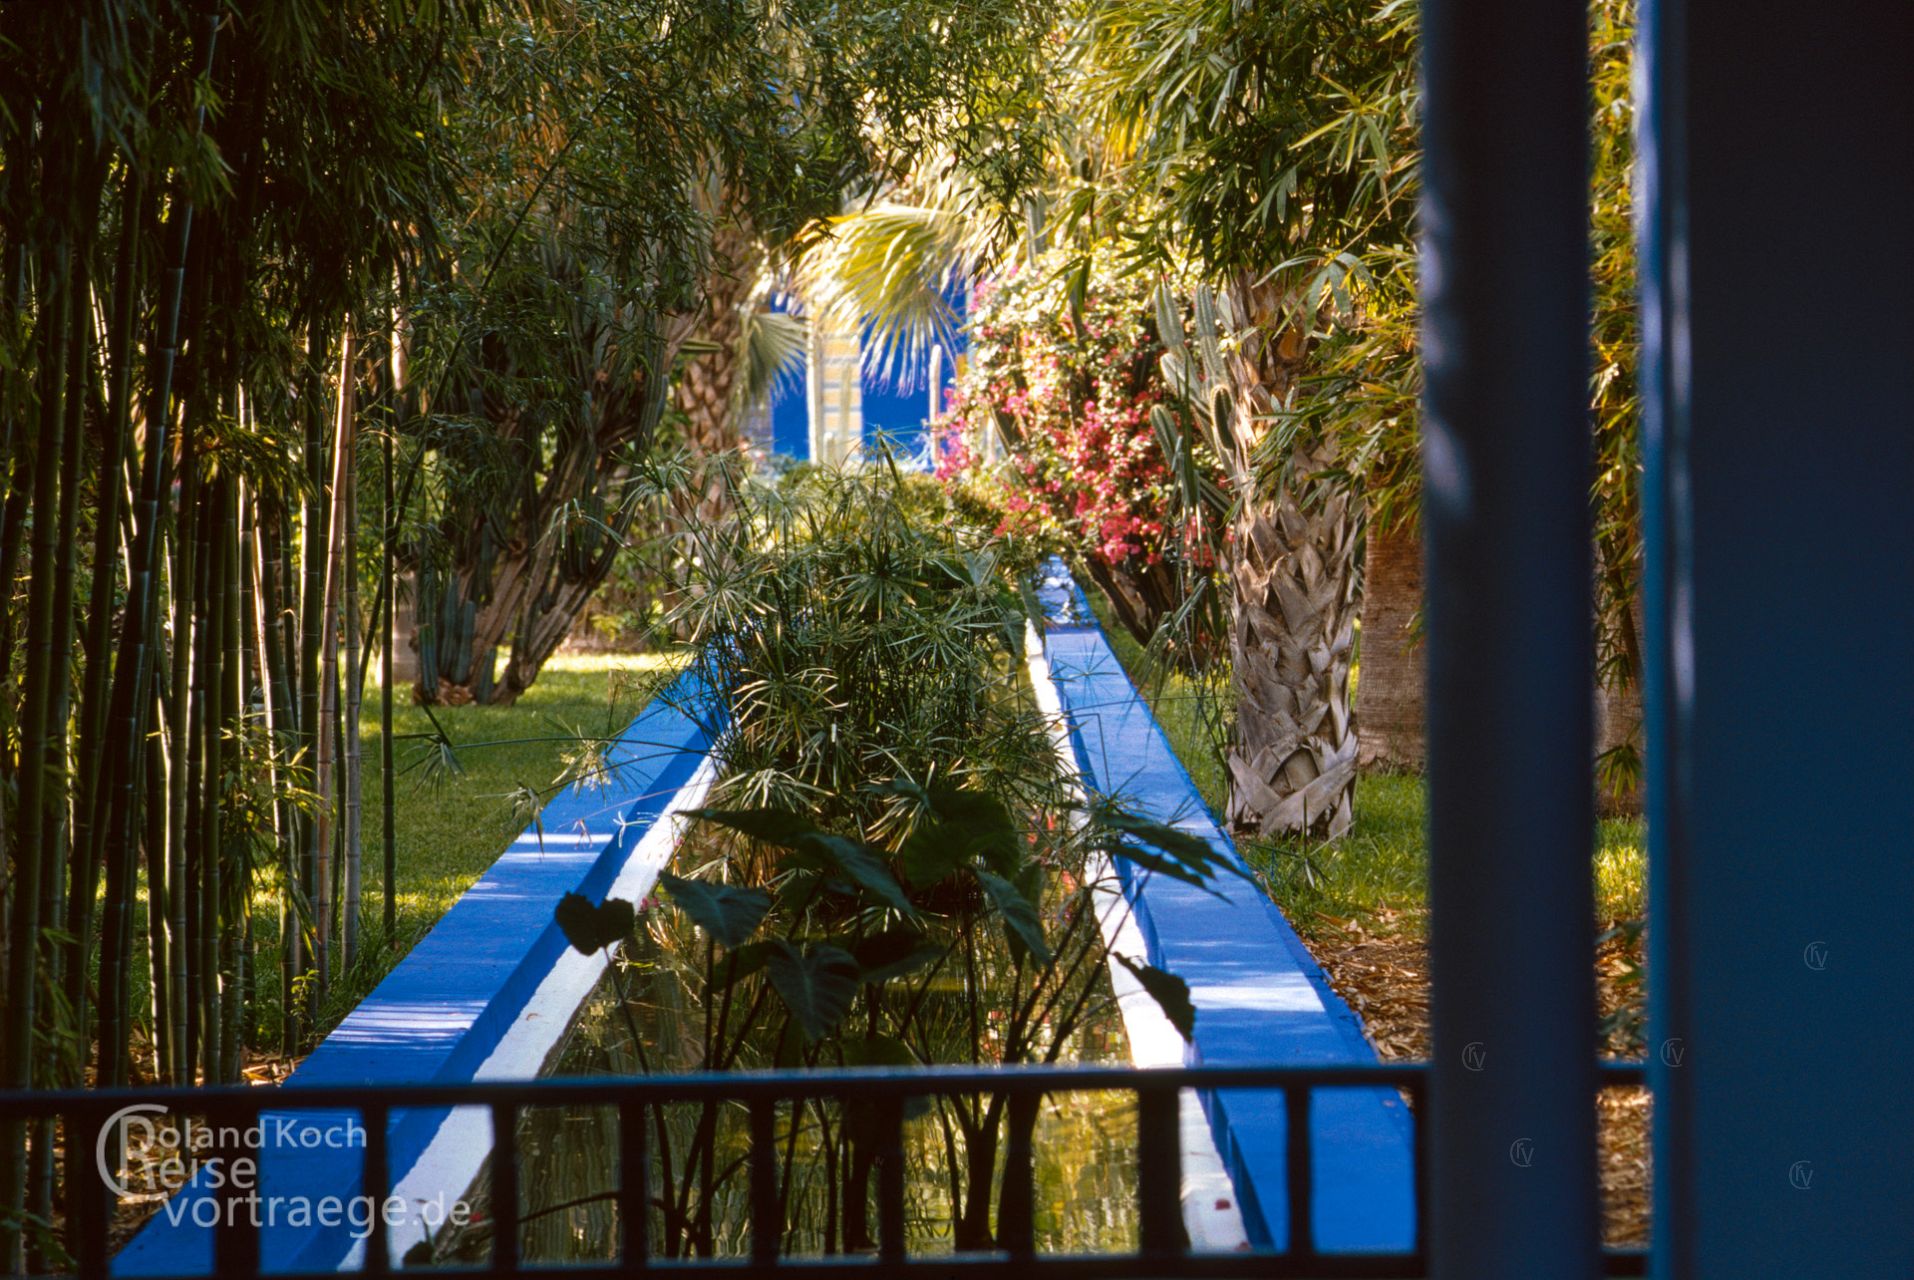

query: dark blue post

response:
[1419,0,1599,1276]
[1639,1,1914,1274]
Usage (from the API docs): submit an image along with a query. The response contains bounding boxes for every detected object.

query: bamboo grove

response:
[0,1,1050,1267]
[0,7,462,1266]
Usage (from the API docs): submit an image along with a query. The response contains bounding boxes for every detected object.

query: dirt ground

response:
[1295,907,1651,1249]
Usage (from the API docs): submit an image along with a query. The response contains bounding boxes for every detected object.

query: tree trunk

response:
[415,308,690,706]
[1218,276,1360,840]
[1595,592,1644,816]
[1356,515,1424,770]
[675,217,758,528]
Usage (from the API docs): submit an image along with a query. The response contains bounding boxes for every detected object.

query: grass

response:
[252,650,685,1051]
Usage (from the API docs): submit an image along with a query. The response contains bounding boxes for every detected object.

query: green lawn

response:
[255,651,684,1050]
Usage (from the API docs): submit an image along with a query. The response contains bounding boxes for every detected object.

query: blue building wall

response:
[763,298,964,465]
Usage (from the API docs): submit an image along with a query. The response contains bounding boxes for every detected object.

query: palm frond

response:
[799,203,979,388]
[738,307,809,411]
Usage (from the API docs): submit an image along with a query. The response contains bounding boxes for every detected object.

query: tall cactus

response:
[1156,282,1359,839]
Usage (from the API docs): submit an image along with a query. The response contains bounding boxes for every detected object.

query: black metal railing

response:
[1,1061,1648,1279]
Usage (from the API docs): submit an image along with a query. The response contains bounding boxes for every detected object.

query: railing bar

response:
[750,1097,780,1267]
[1284,1086,1314,1260]
[7,1065,1649,1279]
[620,1100,650,1270]
[84,1254,1435,1280]
[74,1105,111,1279]
[492,1102,521,1273]
[876,1097,907,1264]
[214,1100,261,1278]
[362,1102,391,1276]
[0,1060,1478,1110]
[1135,1085,1183,1257]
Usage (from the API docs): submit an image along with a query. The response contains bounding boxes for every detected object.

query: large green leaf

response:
[552,892,636,956]
[839,1033,918,1069]
[656,872,771,950]
[693,806,917,916]
[766,940,863,1043]
[975,868,1049,964]
[896,783,1023,886]
[1114,953,1196,1042]
[798,833,918,917]
[725,939,775,983]
[688,807,816,848]
[853,927,944,986]
[1091,805,1254,898]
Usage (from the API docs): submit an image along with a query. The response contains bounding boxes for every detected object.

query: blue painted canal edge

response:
[114,669,718,1276]
[1030,560,1417,1253]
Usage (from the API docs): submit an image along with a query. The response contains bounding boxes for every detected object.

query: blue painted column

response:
[1639,1,1914,1274]
[1419,1,1599,1277]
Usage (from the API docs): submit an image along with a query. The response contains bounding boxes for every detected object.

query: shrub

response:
[938,254,1220,655]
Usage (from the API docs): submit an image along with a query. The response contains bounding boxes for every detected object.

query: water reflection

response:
[428,932,1139,1265]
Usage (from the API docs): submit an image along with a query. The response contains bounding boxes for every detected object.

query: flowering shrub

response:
[940,256,1218,649]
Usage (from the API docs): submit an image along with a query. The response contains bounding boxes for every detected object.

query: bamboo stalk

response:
[197,475,230,1084]
[213,472,242,1081]
[182,466,211,1078]
[2,233,73,1270]
[71,167,150,1092]
[343,388,364,971]
[383,315,402,939]
[233,473,262,1079]
[314,331,355,993]
[297,315,331,1032]
[25,269,95,1261]
[93,7,221,1088]
[169,438,200,1082]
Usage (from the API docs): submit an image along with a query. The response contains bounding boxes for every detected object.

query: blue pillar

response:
[1639,1,1914,1274]
[1419,1,1599,1276]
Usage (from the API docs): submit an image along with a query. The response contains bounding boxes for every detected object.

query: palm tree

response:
[1073,0,1419,838]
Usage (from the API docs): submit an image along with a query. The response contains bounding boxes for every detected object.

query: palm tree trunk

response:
[675,218,757,527]
[1218,277,1360,839]
[1356,514,1424,770]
